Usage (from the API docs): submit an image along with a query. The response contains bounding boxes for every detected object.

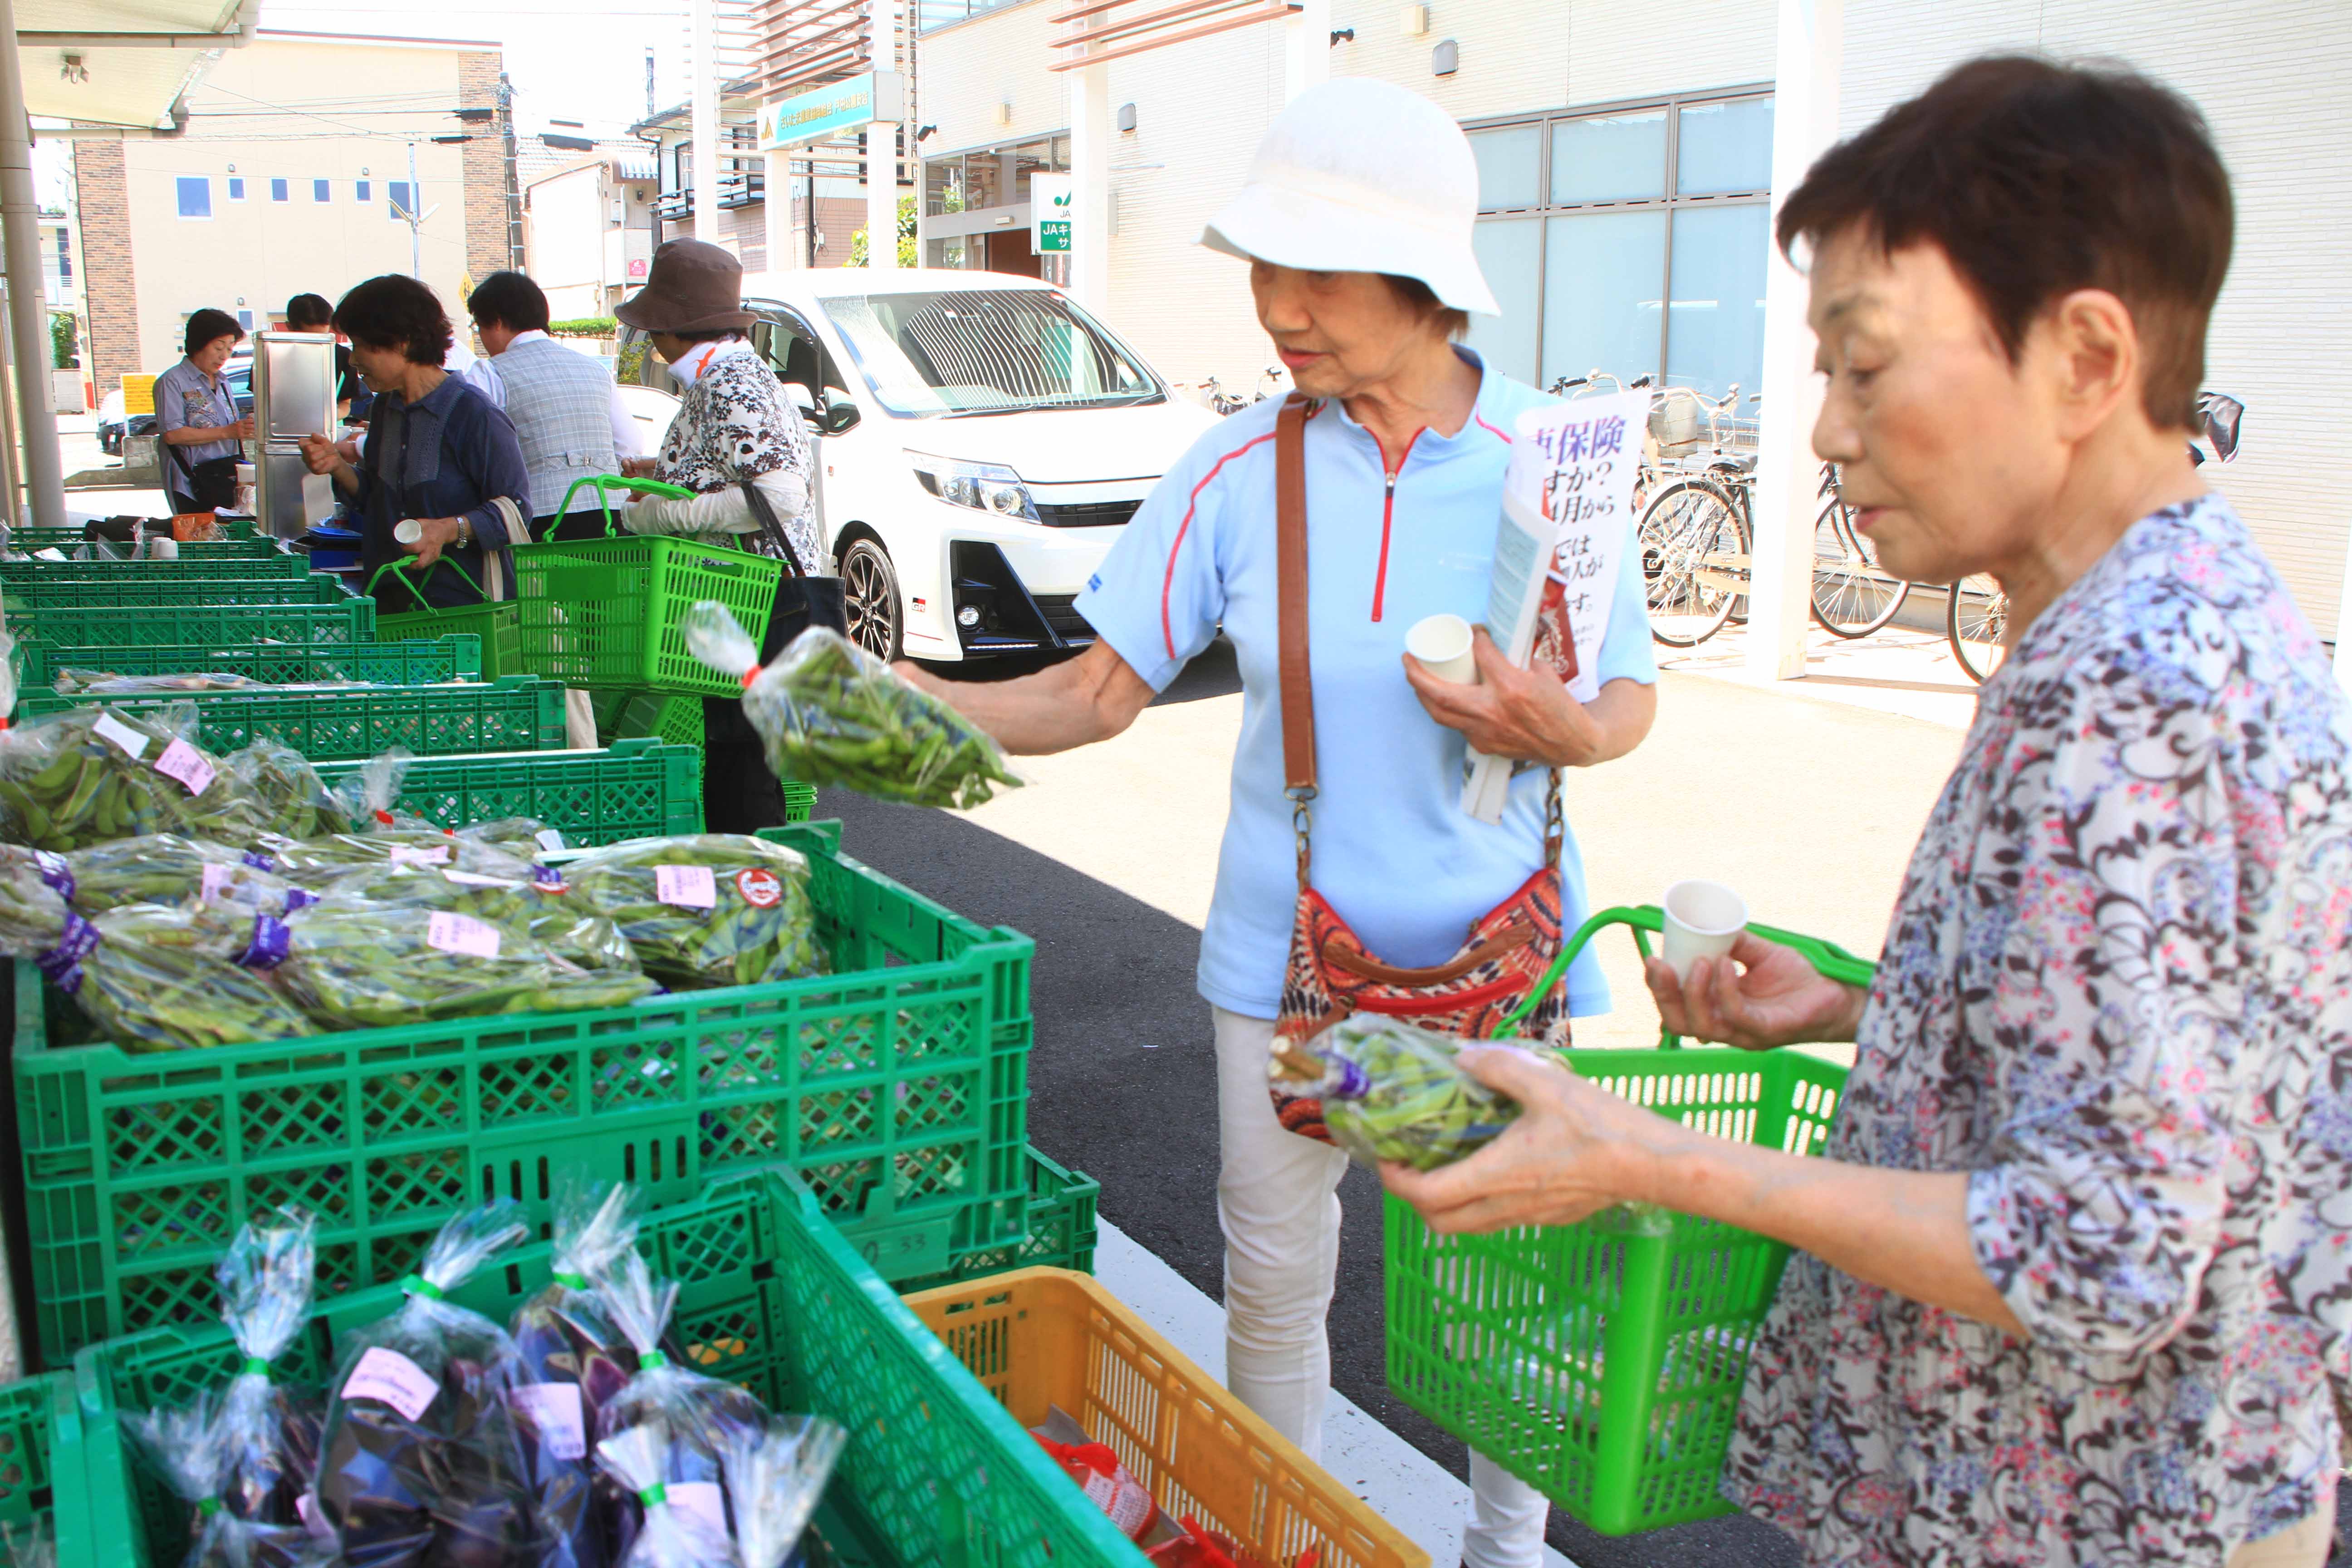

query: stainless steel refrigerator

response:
[250,331,341,540]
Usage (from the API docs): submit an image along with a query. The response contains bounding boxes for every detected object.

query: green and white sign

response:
[758,70,906,152]
[1031,175,1073,254]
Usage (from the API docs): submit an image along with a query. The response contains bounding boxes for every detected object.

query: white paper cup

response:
[393,518,424,545]
[1406,612,1477,684]
[1661,879,1749,980]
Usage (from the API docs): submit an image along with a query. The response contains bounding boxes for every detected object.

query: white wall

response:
[1840,0,2352,637]
[525,163,609,318]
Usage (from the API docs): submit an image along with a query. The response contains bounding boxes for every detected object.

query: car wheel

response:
[839,536,902,660]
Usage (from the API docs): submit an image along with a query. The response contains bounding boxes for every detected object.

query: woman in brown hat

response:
[616,238,820,831]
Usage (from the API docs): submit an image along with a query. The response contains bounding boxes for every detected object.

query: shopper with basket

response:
[900,78,1659,1566]
[1384,58,2352,1568]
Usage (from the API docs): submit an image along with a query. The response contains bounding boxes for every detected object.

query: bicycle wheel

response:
[1809,498,1911,637]
[1639,477,1746,647]
[1945,573,2008,683]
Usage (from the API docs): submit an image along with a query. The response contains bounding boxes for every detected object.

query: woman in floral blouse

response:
[1385,57,2352,1568]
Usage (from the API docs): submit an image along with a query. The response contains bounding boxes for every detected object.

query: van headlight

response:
[906,451,1038,522]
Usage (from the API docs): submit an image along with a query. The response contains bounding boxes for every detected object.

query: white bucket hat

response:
[1201,77,1498,316]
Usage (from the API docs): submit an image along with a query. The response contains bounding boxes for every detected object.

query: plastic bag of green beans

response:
[317,860,639,974]
[561,833,823,991]
[61,833,306,916]
[217,739,353,840]
[0,704,225,850]
[214,894,657,1029]
[0,861,319,1053]
[258,827,539,882]
[1270,1016,1529,1172]
[683,603,1020,811]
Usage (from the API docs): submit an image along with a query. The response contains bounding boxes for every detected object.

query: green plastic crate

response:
[0,572,354,610]
[73,1172,786,1568]
[1381,907,1860,1538]
[895,1146,1098,1292]
[612,689,705,749]
[312,737,701,845]
[5,598,377,651]
[0,553,314,583]
[7,519,262,551]
[11,634,483,691]
[0,1372,87,1561]
[12,821,1034,1365]
[512,534,781,696]
[15,677,568,760]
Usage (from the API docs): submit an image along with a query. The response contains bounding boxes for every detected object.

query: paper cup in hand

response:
[1661,880,1748,980]
[1406,613,1477,684]
[393,519,424,545]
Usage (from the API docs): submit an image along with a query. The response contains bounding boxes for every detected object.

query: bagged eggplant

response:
[593,1246,769,1494]
[562,834,822,991]
[684,604,1018,811]
[1269,1016,1524,1172]
[220,894,656,1028]
[508,1183,650,1568]
[317,1204,546,1568]
[721,1414,845,1568]
[63,833,306,916]
[125,1389,317,1568]
[317,860,638,974]
[593,1426,735,1568]
[0,704,225,850]
[212,1209,326,1528]
[0,862,318,1051]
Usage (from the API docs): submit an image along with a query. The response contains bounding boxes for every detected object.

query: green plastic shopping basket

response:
[366,554,524,679]
[1383,904,1872,1536]
[512,474,783,696]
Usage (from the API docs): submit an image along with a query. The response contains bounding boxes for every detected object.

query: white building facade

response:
[910,0,2352,642]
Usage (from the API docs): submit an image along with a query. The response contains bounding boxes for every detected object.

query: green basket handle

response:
[554,474,696,540]
[363,552,490,614]
[1498,903,1878,1048]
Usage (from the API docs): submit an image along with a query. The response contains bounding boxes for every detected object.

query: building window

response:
[1464,90,1772,401]
[914,0,1023,31]
[355,179,371,203]
[270,178,290,202]
[53,226,70,281]
[227,177,246,201]
[237,310,253,330]
[389,181,414,220]
[176,176,211,219]
[313,178,332,203]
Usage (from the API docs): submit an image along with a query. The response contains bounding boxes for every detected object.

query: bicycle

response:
[1943,389,2246,684]
[1637,384,1755,646]
[1810,465,1910,637]
[1195,377,1251,416]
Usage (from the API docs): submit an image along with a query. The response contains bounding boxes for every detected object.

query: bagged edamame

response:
[62,833,305,916]
[316,861,639,975]
[683,603,1020,810]
[1269,1016,1527,1172]
[220,738,353,840]
[562,833,822,990]
[0,704,225,849]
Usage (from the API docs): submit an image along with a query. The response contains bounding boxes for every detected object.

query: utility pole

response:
[644,48,656,122]
[498,72,523,270]
[0,0,67,530]
[407,141,423,278]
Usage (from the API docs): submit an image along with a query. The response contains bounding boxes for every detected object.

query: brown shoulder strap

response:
[1277,394,1315,794]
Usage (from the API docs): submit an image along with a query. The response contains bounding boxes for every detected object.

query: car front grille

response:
[1033,595,1097,642]
[1033,498,1142,529]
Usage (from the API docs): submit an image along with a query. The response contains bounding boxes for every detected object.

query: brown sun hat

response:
[615,238,753,332]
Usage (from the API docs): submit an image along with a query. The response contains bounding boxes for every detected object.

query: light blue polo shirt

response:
[1076,349,1656,1022]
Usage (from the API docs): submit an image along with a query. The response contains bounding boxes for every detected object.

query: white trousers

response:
[1213,1006,1550,1568]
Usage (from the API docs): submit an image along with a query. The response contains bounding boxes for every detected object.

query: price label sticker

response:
[667,1482,728,1539]
[655,864,716,909]
[442,869,515,887]
[735,867,783,908]
[342,1347,438,1422]
[426,911,502,958]
[153,739,216,795]
[388,844,452,867]
[198,862,234,905]
[535,828,567,853]
[508,1382,586,1461]
[91,713,151,760]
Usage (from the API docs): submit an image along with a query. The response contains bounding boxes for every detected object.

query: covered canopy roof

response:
[13,0,249,128]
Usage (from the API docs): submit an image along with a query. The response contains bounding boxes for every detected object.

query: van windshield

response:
[819,289,1163,418]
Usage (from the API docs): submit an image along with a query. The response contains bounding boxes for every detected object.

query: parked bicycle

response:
[1944,389,2245,683]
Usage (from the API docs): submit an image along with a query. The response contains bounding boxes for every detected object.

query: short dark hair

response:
[1382,275,1471,343]
[284,293,333,330]
[183,309,244,357]
[1777,54,2231,431]
[333,274,453,368]
[467,270,551,334]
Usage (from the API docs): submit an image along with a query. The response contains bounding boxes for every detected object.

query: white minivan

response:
[616,268,1218,663]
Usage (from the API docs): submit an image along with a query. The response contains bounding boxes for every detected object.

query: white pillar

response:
[2333,525,2352,693]
[1284,0,1332,100]
[865,0,901,269]
[690,0,723,249]
[1744,0,1844,682]
[765,149,795,271]
[1068,63,1111,311]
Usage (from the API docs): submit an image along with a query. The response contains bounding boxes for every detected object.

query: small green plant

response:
[847,196,920,268]
[49,311,78,370]
[549,316,620,338]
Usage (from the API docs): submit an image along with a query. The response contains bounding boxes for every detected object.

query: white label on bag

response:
[199,862,234,905]
[153,739,215,795]
[389,844,452,867]
[426,911,502,958]
[442,869,515,888]
[535,828,567,853]
[666,1482,727,1539]
[509,1382,586,1460]
[342,1347,438,1421]
[91,713,151,759]
[655,864,716,909]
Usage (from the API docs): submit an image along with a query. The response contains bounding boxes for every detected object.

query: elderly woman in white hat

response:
[901,78,1659,1563]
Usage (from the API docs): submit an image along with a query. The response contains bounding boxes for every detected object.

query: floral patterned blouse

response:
[1724,495,2352,1566]
[640,342,821,569]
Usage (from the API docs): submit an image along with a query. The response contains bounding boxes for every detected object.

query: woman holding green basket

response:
[1387,60,2352,1568]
